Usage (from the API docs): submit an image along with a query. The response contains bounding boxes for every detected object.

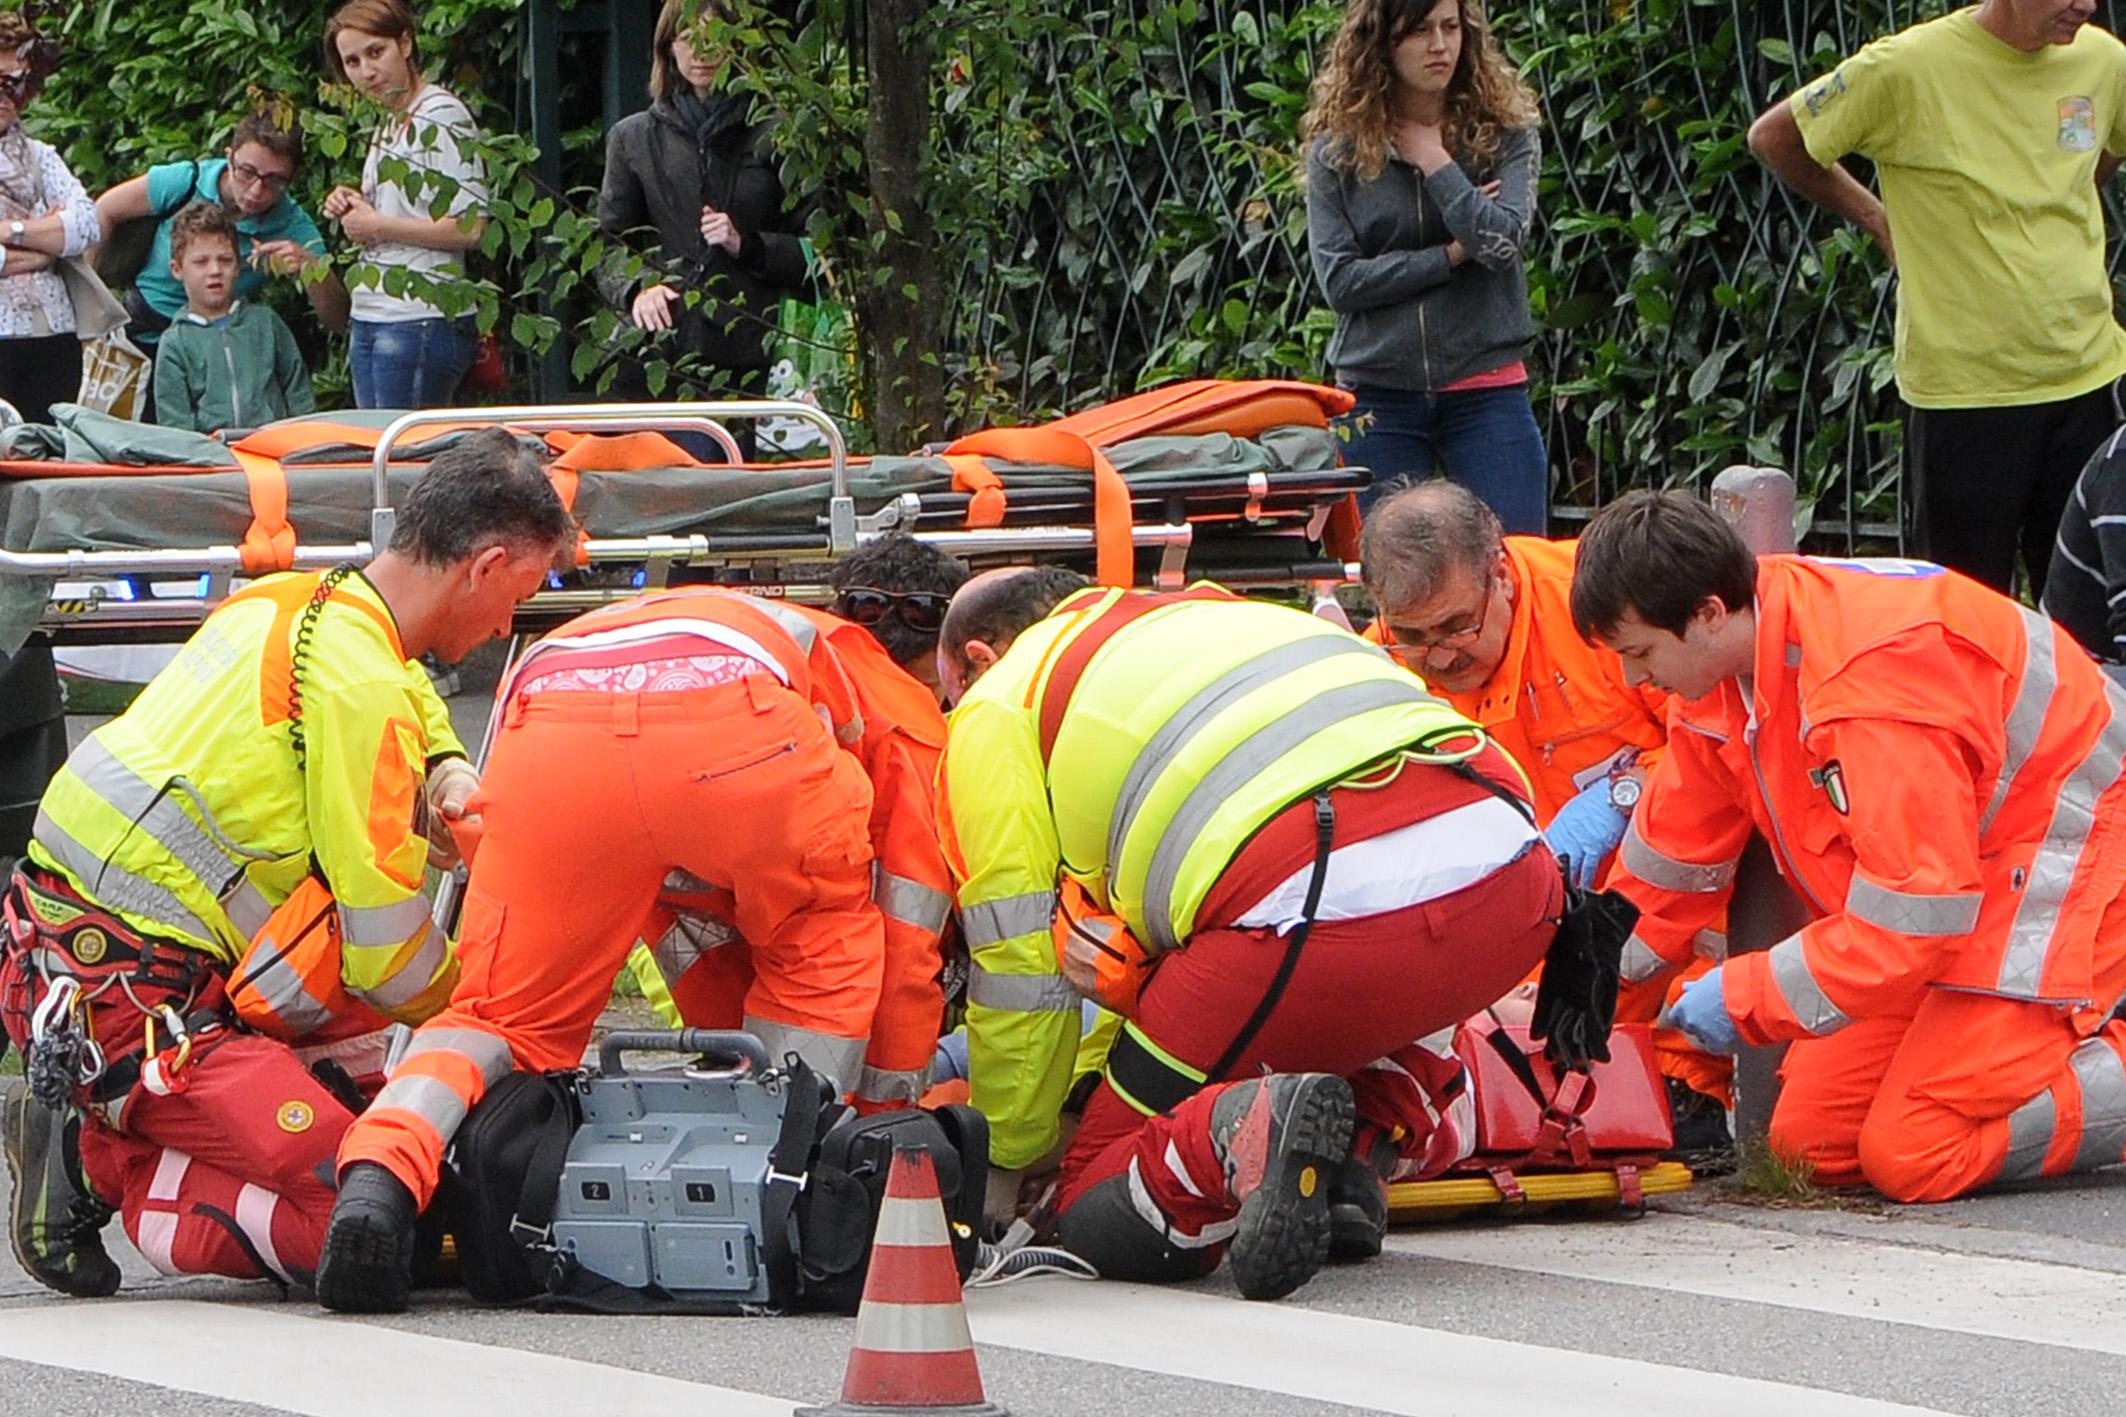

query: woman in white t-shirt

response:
[321,0,487,409]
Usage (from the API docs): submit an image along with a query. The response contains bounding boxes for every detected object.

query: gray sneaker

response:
[1207,1073,1355,1301]
[4,1090,120,1298]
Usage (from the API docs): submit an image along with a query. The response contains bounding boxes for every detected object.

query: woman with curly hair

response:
[1304,0,1547,531]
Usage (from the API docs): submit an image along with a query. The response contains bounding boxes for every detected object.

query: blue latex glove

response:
[1542,777,1630,890]
[1661,969,1742,1055]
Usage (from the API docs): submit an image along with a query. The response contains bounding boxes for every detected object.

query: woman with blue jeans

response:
[322,0,486,409]
[1304,0,1547,533]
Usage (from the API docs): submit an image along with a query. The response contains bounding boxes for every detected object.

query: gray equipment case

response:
[551,1030,806,1305]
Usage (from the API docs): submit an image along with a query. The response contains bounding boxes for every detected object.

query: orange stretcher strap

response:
[545,429,700,471]
[942,454,1007,529]
[232,447,297,575]
[943,427,1133,587]
[230,420,407,460]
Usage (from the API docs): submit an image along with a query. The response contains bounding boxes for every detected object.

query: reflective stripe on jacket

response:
[939,586,1481,1168]
[1614,556,2126,1042]
[31,570,461,1020]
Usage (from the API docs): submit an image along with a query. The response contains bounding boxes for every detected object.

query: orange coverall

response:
[1372,535,1726,1103]
[1613,556,2126,1201]
[336,589,885,1208]
[645,606,952,1110]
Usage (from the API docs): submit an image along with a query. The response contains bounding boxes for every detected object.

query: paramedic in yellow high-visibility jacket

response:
[935,568,1562,1302]
[1,429,574,1300]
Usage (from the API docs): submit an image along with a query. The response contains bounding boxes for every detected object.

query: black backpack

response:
[437,1070,581,1304]
[796,1103,990,1314]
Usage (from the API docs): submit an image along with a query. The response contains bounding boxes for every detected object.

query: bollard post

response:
[1708,466,1806,1150]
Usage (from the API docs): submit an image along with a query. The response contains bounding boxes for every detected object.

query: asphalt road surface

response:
[3,1105,2123,1417]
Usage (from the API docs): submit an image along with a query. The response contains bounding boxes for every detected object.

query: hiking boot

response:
[1666,1077,1735,1177]
[1208,1073,1354,1301]
[1327,1131,1397,1263]
[316,1163,418,1313]
[4,1091,120,1298]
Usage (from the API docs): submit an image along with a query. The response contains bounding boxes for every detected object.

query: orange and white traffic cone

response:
[797,1147,1010,1417]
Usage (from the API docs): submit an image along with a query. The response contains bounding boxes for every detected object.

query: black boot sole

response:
[1228,1075,1356,1302]
[3,1096,121,1299]
[315,1202,414,1314]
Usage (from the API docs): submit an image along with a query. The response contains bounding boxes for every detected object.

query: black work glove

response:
[1528,871,1638,1070]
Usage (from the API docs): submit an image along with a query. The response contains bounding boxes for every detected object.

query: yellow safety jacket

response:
[939,586,1481,1168]
[30,569,462,1024]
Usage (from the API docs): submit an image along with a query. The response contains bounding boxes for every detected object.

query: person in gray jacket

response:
[1303,0,1547,532]
[596,0,809,458]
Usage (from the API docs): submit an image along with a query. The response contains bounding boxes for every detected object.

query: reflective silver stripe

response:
[2069,1037,2126,1173]
[1108,636,1387,870]
[369,1072,472,1140]
[1783,643,1802,669]
[1995,689,2126,996]
[221,879,273,938]
[1619,934,1667,984]
[397,1025,515,1084]
[874,868,952,935]
[1617,822,1738,895]
[349,922,450,1012]
[652,915,737,982]
[745,1014,866,1093]
[1692,929,1729,963]
[245,955,336,1035]
[663,867,714,893]
[338,894,435,948]
[746,598,819,653]
[65,739,260,894]
[1143,678,1436,953]
[967,963,1081,1014]
[32,809,221,945]
[855,1065,926,1107]
[961,890,1056,948]
[1982,610,2056,836]
[1765,934,1849,1035]
[1998,1086,2058,1183]
[1844,876,1983,938]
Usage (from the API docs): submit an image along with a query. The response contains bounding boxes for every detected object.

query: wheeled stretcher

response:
[0,379,1369,652]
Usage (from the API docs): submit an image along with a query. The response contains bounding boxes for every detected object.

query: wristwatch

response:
[1607,772,1644,813]
[5,219,23,244]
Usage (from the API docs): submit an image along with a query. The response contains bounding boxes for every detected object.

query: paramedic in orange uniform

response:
[642,533,966,1111]
[1360,480,1731,1136]
[318,586,887,1312]
[1571,491,2126,1203]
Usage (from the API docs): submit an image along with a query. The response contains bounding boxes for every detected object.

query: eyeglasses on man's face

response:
[228,158,293,195]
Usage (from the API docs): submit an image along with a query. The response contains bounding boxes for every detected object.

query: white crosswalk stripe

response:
[3,1204,2124,1415]
[1385,1212,2126,1357]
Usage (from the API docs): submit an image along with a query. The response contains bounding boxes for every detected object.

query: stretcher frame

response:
[0,399,1366,645]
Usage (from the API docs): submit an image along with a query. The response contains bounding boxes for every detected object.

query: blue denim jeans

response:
[1341,383,1549,534]
[350,317,479,410]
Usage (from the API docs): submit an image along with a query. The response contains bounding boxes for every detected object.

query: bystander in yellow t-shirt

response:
[1790,6,2126,408]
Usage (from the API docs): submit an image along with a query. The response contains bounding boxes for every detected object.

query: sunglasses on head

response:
[834,587,949,634]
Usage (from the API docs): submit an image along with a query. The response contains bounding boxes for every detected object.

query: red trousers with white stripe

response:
[77,1033,354,1285]
[1056,843,1561,1243]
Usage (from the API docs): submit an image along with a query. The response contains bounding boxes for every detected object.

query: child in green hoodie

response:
[152,200,315,433]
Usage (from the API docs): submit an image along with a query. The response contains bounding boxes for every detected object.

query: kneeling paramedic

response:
[1574,491,2126,1203]
[936,569,1564,1300]
[1361,481,1732,1153]
[1,430,572,1297]
[320,586,895,1312]
[630,537,964,1113]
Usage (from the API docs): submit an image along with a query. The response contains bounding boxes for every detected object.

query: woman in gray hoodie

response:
[1303,0,1546,532]
[596,0,809,458]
